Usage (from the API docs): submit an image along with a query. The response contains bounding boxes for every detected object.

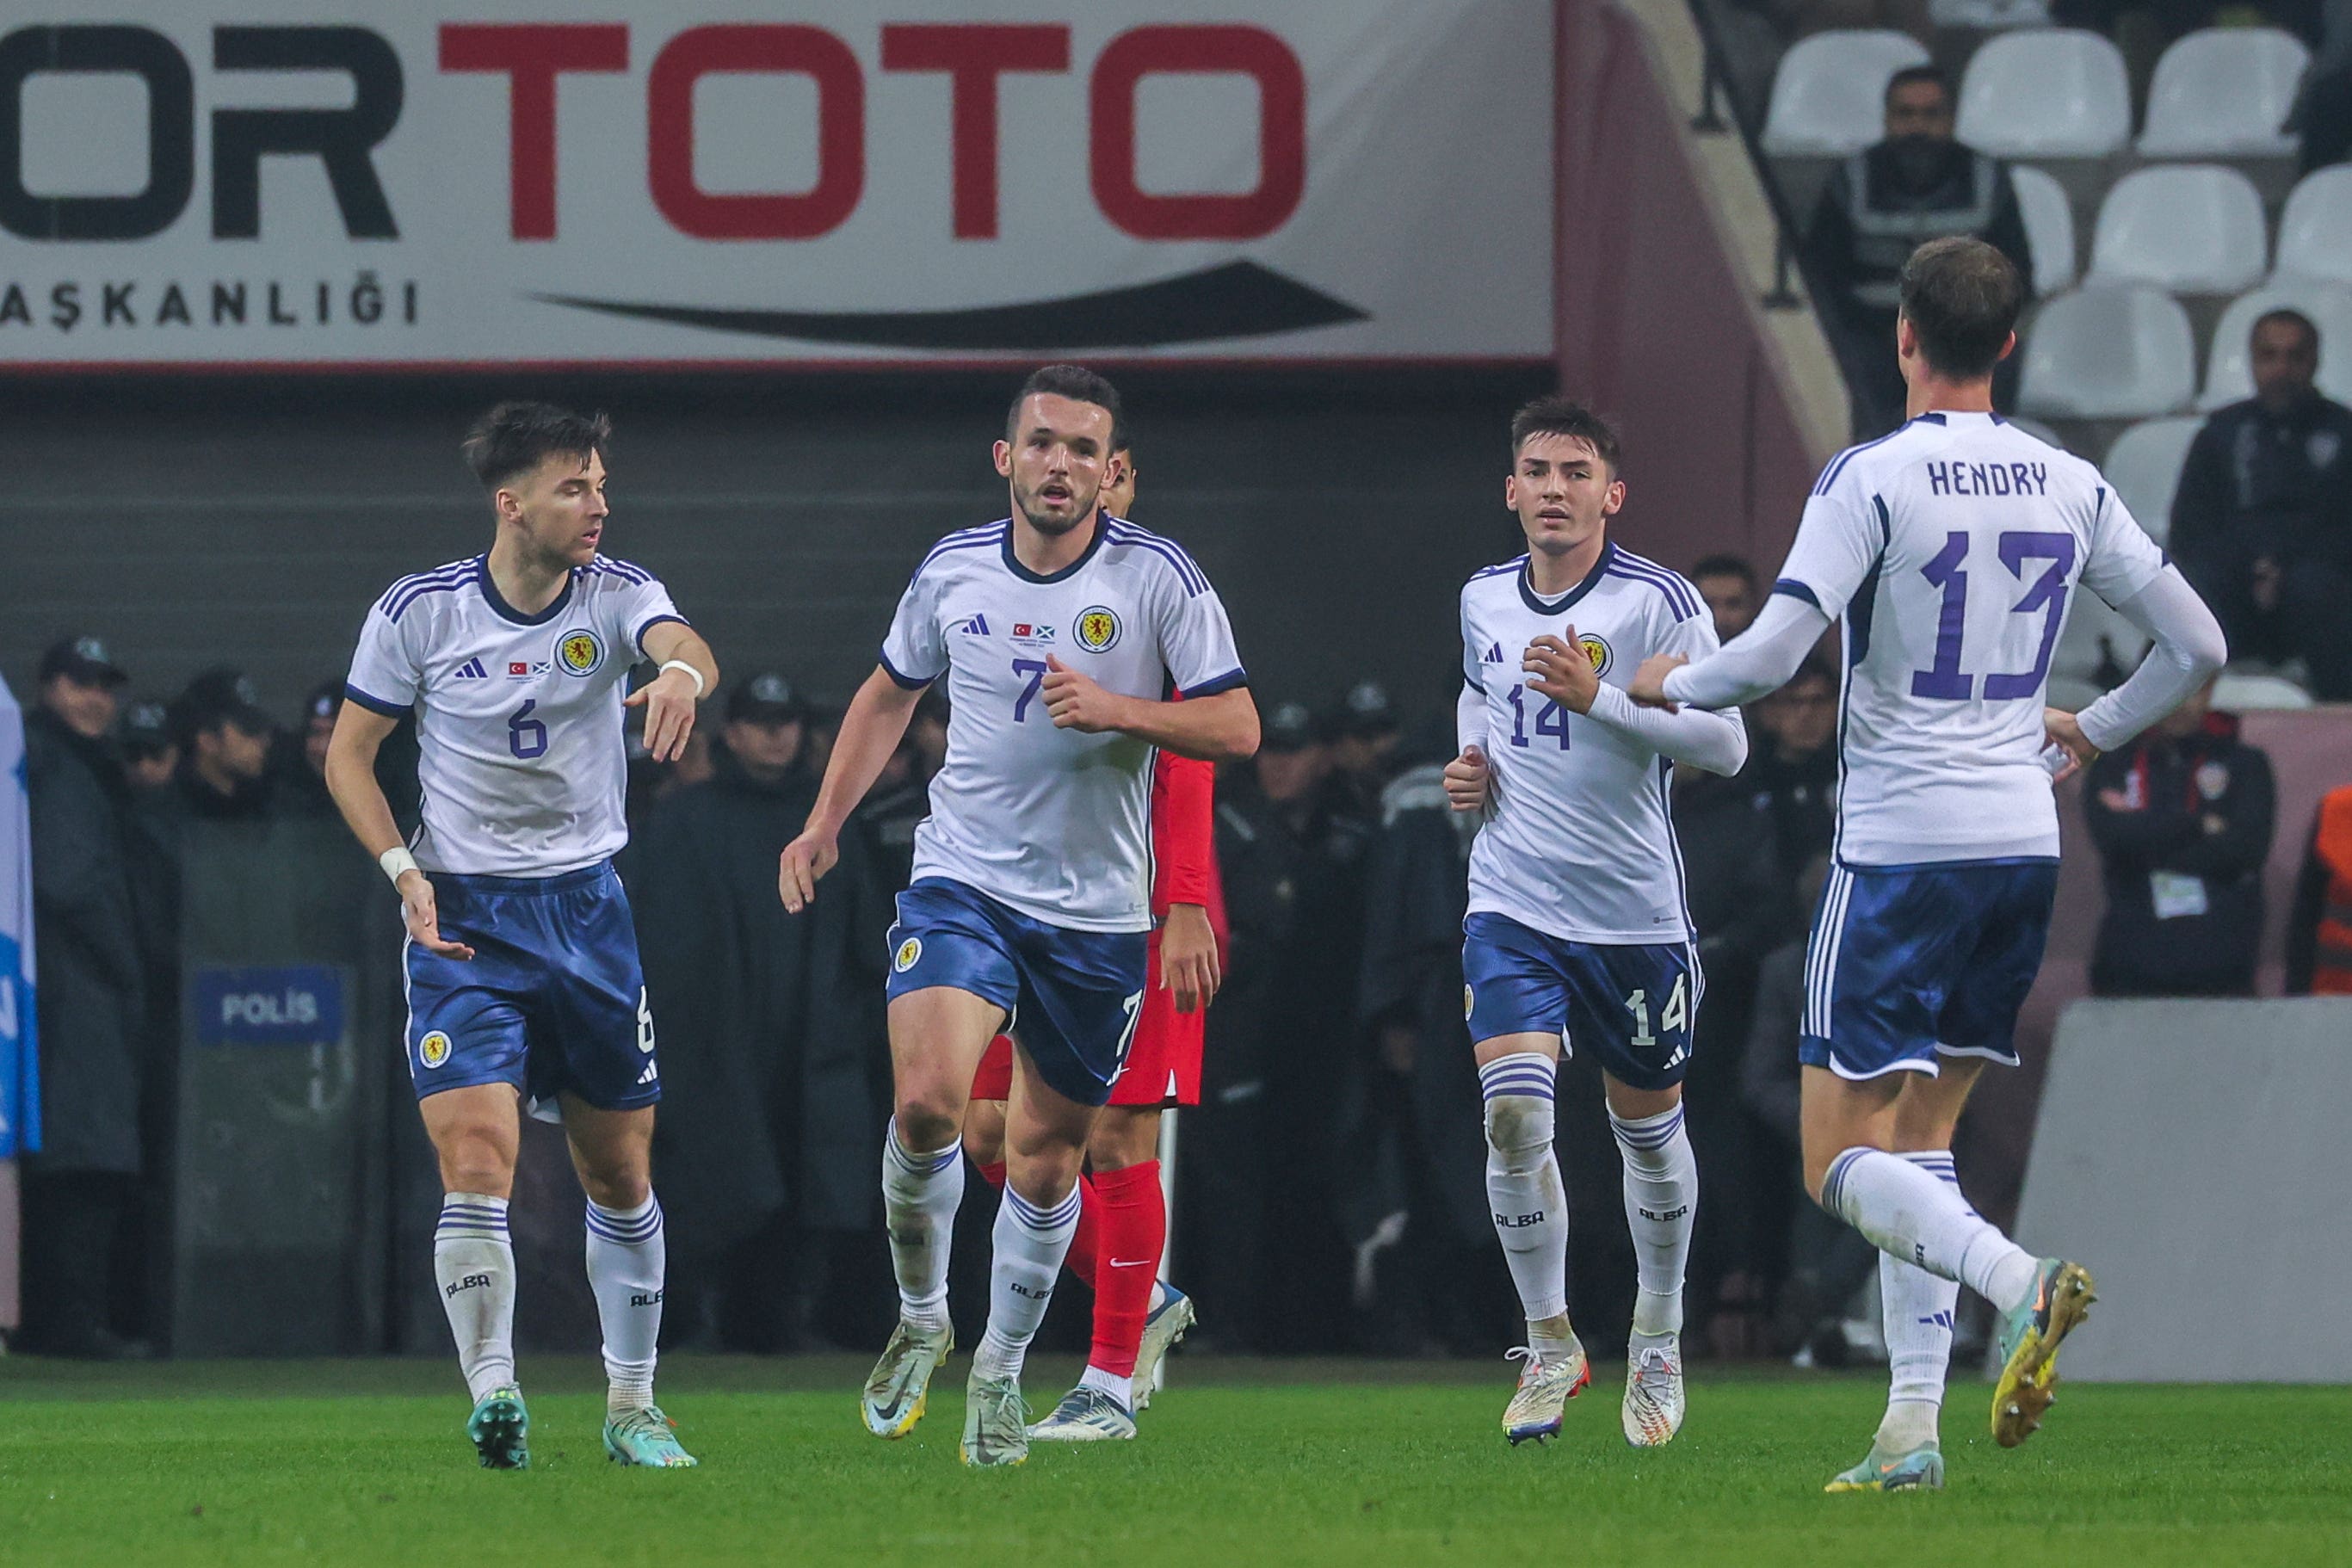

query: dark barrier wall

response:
[1,372,1550,721]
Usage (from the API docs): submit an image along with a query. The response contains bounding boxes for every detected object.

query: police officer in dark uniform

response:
[1803,65,2034,437]
[168,669,275,821]
[2171,307,2352,701]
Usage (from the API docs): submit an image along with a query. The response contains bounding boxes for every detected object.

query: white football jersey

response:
[345,554,685,877]
[880,515,1245,934]
[1461,543,1721,945]
[1778,411,2168,865]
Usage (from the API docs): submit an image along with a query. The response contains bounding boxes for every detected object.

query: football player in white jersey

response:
[1631,238,2227,1490]
[1441,398,1749,1449]
[324,404,719,1472]
[776,365,1258,1467]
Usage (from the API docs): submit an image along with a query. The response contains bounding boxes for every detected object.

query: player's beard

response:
[1014,475,1100,537]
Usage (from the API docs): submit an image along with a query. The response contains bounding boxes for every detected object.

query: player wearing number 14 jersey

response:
[1633,238,2226,1491]
[1442,398,1748,1449]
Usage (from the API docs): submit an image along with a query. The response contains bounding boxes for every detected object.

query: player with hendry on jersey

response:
[960,441,1222,1443]
[775,365,1259,1468]
[1630,237,2228,1491]
[324,403,719,1471]
[1442,397,1750,1448]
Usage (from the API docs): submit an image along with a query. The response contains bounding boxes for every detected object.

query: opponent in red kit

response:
[960,443,1224,1441]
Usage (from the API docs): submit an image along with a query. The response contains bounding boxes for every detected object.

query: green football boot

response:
[1824,1442,1946,1492]
[1991,1259,2096,1448]
[604,1405,699,1467]
[466,1385,529,1471]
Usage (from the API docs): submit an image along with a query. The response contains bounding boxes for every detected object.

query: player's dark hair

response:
[1509,395,1622,472]
[462,402,612,492]
[1898,237,2022,380]
[1006,364,1125,453]
[1689,553,1758,589]
[2252,307,2319,354]
[1885,64,1951,105]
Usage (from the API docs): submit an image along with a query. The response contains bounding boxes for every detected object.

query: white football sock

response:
[434,1192,516,1403]
[1610,1103,1696,1343]
[1877,1151,1966,1452]
[1824,1146,2038,1312]
[881,1118,964,1334]
[584,1193,665,1417]
[972,1181,1083,1381]
[1480,1053,1571,1349]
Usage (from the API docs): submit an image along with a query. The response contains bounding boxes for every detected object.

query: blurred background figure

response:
[2170,309,2352,701]
[1326,680,1405,823]
[168,669,275,822]
[2084,676,2276,998]
[2287,776,2352,996]
[21,635,150,1358]
[1689,554,1762,644]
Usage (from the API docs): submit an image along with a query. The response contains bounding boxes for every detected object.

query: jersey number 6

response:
[508,700,549,759]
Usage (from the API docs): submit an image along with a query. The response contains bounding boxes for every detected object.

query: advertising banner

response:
[0,0,1553,367]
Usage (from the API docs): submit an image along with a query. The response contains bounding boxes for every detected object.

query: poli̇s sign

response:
[0,0,1552,367]
[193,965,344,1046]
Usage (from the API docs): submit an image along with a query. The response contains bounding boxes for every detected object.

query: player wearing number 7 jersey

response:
[1631,238,2227,1491]
[1442,397,1749,1451]
[326,403,719,1472]
[775,366,1257,1468]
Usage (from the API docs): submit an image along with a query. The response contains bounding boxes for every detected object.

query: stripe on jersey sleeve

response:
[343,682,411,718]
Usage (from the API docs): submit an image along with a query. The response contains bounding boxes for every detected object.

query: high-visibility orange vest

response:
[2314,787,2352,997]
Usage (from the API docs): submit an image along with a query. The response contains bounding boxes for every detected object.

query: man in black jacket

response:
[2170,308,2352,700]
[627,672,892,1350]
[1804,65,2034,438]
[2083,678,2276,997]
[22,635,150,1358]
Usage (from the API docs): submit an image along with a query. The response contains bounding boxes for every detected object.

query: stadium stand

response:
[2135,28,2308,159]
[2018,286,2197,419]
[1758,29,1930,157]
[2199,282,2352,409]
[1954,30,2133,158]
[2100,416,2201,542]
[2274,166,2352,287]
[2088,165,2269,295]
[2011,165,2077,294]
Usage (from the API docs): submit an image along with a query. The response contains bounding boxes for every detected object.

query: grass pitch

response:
[2,1355,2347,1566]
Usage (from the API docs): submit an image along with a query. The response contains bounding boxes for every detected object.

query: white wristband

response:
[380,847,419,887]
[658,658,706,697]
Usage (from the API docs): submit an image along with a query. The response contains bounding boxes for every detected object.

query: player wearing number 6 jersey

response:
[1442,397,1749,1450]
[1632,238,2227,1491]
[325,404,718,1472]
[775,366,1257,1468]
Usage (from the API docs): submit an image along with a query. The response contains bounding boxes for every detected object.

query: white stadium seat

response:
[2199,281,2352,410]
[2212,671,2314,710]
[2010,165,2077,294]
[1956,30,2132,157]
[2274,166,2352,287]
[1761,31,1932,156]
[2137,28,2307,158]
[2100,417,2202,542]
[2088,166,2267,294]
[2018,287,2196,418]
[2005,414,2070,449]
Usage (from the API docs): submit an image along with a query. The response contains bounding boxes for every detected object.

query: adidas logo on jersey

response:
[1483,642,1505,664]
[454,658,489,680]
[637,1062,658,1086]
[954,613,991,636]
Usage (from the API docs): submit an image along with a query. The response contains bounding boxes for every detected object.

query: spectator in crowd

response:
[21,634,151,1358]
[2291,0,2352,173]
[1670,746,1791,1356]
[168,669,274,820]
[120,699,176,793]
[1802,65,2034,437]
[1188,701,1334,1350]
[2170,308,2352,700]
[2287,779,2352,993]
[1690,553,1762,644]
[2084,676,2276,997]
[268,680,343,818]
[628,671,892,1352]
[854,687,948,893]
[1345,724,1509,1355]
[1742,657,1841,892]
[1325,680,1404,822]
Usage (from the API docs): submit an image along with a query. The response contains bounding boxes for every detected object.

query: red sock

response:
[1086,1162,1164,1379]
[1064,1173,1102,1289]
[977,1161,1005,1191]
